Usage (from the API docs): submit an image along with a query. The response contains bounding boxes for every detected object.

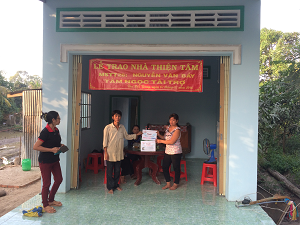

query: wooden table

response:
[124,146,165,186]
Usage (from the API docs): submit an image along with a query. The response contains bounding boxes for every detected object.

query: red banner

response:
[89,59,203,92]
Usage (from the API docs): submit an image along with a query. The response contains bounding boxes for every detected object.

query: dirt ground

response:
[0,166,41,217]
[258,167,300,224]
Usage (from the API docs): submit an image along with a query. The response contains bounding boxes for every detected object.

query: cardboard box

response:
[140,140,156,152]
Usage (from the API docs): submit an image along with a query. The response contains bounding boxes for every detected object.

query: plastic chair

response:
[85,153,104,174]
[169,160,188,181]
[156,155,164,172]
[104,167,121,184]
[200,163,217,186]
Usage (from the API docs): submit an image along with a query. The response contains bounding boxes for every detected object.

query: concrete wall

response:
[42,0,260,201]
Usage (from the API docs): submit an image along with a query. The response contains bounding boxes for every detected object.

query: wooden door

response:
[71,56,82,189]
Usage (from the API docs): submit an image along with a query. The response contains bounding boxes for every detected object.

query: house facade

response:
[41,0,260,201]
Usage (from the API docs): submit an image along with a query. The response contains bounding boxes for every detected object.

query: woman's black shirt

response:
[38,124,61,163]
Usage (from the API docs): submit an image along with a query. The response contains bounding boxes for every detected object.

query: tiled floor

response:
[0,159,275,225]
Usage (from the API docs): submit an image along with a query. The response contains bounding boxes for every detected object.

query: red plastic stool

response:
[156,155,164,172]
[85,153,104,174]
[169,160,188,181]
[200,163,217,186]
[104,167,121,184]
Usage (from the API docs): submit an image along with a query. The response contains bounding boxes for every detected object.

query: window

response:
[57,6,244,32]
[81,92,91,129]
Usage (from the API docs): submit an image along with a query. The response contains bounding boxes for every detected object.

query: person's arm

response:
[156,131,165,139]
[124,128,142,140]
[103,126,109,161]
[33,140,60,154]
[104,147,109,161]
[156,129,180,145]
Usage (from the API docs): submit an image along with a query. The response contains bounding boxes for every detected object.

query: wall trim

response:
[60,44,241,65]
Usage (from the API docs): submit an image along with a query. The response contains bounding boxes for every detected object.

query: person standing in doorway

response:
[103,110,142,194]
[156,113,182,190]
[33,111,64,213]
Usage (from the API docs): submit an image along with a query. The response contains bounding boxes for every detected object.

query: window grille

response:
[57,7,243,31]
[81,92,91,129]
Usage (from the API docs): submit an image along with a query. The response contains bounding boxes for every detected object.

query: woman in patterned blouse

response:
[156,113,182,190]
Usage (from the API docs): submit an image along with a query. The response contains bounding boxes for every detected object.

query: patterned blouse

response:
[165,126,182,155]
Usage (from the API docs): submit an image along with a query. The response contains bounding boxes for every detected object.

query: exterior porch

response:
[0,159,274,224]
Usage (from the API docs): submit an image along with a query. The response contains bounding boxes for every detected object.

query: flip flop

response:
[49,201,62,207]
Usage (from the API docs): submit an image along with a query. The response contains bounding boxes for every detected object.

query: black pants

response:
[106,161,121,191]
[162,153,182,184]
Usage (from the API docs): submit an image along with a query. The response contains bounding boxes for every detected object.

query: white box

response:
[140,140,156,152]
[142,129,157,141]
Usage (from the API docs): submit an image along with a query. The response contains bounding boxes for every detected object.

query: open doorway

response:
[109,95,140,133]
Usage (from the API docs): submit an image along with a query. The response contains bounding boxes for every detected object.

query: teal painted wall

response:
[42,0,260,201]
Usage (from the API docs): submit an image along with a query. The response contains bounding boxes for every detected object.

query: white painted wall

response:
[42,0,260,201]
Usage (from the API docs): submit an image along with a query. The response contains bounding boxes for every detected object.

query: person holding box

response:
[156,113,182,190]
[103,110,142,194]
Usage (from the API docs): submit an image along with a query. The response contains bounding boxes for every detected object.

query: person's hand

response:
[52,147,60,154]
[137,131,142,136]
[104,152,109,161]
[156,139,162,144]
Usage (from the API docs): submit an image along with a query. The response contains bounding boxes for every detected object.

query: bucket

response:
[22,159,31,171]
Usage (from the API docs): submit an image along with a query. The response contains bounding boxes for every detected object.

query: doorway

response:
[109,95,140,134]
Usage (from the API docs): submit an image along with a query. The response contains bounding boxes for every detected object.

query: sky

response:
[0,0,299,80]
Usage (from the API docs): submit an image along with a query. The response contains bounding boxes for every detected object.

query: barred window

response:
[81,92,91,129]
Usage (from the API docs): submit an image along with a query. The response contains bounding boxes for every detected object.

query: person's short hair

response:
[132,125,140,131]
[41,111,59,124]
[112,110,122,117]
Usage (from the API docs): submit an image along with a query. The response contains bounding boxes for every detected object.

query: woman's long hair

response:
[41,111,59,124]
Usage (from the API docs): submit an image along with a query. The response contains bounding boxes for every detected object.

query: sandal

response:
[49,201,62,207]
[44,206,56,213]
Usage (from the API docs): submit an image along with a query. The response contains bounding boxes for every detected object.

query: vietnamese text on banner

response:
[89,59,203,92]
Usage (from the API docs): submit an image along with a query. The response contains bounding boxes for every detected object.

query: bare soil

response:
[0,166,41,217]
[258,166,300,224]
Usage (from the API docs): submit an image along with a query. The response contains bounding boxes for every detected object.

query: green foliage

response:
[259,29,300,180]
[260,28,300,81]
[259,147,300,175]
[0,70,41,124]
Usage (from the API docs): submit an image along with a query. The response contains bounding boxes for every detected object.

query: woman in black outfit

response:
[33,111,64,213]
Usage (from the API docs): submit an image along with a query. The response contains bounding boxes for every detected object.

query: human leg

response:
[169,154,182,190]
[39,162,56,212]
[106,161,114,191]
[162,154,172,190]
[114,161,122,190]
[48,161,63,206]
[120,157,132,183]
[171,154,182,184]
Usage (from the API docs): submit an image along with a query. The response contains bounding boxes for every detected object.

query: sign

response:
[141,141,156,152]
[142,129,157,141]
[89,59,203,92]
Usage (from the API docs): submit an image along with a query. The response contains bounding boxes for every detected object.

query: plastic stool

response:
[169,160,188,181]
[104,167,121,184]
[200,163,217,186]
[156,155,164,172]
[85,153,104,174]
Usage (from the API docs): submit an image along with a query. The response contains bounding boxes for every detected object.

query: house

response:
[40,0,260,201]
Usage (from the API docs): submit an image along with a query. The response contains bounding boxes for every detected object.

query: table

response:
[124,145,165,186]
